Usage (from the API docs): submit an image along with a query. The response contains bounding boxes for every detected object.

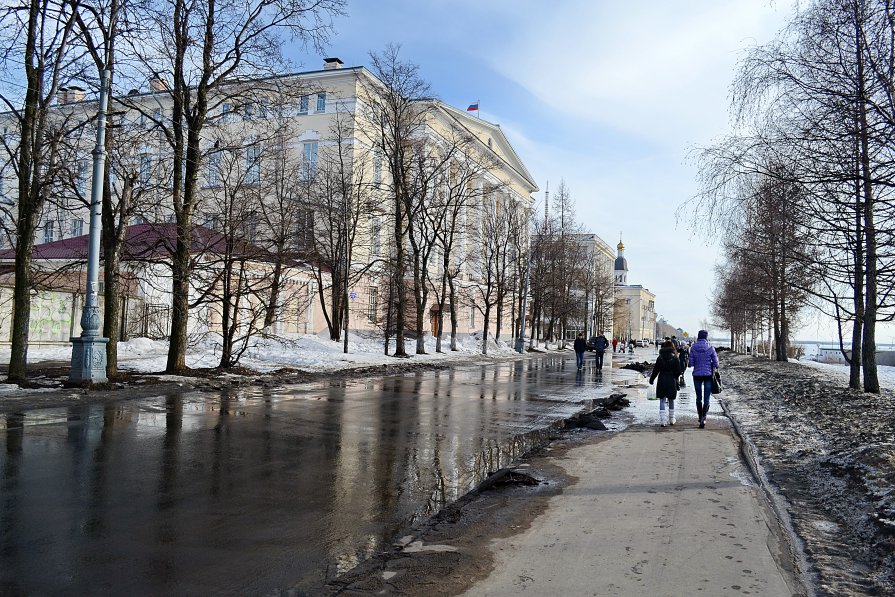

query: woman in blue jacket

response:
[689,330,719,428]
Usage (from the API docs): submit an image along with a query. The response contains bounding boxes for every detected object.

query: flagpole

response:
[477,98,480,118]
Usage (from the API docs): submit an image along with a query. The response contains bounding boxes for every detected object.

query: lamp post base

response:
[69,336,109,384]
[515,336,526,353]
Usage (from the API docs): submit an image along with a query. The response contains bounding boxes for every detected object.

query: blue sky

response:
[298,1,809,339]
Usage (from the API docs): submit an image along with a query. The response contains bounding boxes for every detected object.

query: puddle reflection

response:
[0,355,615,594]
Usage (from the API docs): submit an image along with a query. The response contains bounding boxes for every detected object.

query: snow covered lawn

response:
[0,332,531,376]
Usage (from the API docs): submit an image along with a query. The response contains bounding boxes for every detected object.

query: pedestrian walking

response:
[689,330,719,428]
[593,332,609,369]
[573,333,587,370]
[678,342,690,387]
[628,340,635,353]
[649,340,682,426]
[612,338,618,353]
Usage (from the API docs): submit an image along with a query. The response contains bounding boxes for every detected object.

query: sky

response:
[294,0,823,339]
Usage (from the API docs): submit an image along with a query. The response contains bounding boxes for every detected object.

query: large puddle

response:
[1,353,633,594]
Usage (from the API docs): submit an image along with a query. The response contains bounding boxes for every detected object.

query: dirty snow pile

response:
[721,352,895,596]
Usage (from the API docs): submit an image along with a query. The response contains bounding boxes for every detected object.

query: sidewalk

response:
[460,424,806,596]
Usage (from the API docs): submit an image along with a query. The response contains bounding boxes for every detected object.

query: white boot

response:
[659,409,667,427]
[669,409,676,426]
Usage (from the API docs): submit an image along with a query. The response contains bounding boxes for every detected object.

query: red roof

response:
[0,223,301,264]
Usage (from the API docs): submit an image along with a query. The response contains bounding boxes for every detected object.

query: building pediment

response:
[431,101,538,194]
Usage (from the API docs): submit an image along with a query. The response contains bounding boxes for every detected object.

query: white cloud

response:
[489,1,789,143]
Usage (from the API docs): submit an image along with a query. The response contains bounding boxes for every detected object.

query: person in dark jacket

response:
[593,332,609,369]
[649,341,682,426]
[678,342,690,387]
[573,333,587,370]
[689,330,719,428]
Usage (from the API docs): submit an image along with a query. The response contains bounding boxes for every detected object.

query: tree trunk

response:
[481,305,491,355]
[384,277,394,356]
[264,255,284,330]
[102,171,131,377]
[393,195,407,357]
[9,217,36,382]
[448,275,458,351]
[414,263,426,355]
[435,265,449,353]
[854,8,879,393]
[329,269,343,341]
[167,223,191,372]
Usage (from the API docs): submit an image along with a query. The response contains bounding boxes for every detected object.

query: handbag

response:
[711,369,723,394]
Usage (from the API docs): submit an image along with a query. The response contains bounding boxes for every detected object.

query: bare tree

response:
[123,0,344,372]
[303,107,376,345]
[689,0,895,390]
[0,0,83,381]
[362,44,432,357]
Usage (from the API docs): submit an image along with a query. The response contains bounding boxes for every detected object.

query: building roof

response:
[0,223,301,265]
[614,256,628,271]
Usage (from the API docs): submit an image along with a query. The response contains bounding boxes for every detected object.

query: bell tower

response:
[614,234,628,285]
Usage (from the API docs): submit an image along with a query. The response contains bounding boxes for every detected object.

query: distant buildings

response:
[612,238,656,342]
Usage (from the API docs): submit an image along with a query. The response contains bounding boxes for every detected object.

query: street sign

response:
[349,291,357,300]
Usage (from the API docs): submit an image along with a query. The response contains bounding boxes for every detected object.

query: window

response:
[373,152,382,189]
[469,305,476,327]
[139,155,152,184]
[200,212,219,230]
[70,219,84,237]
[206,152,221,187]
[367,287,378,323]
[130,215,146,225]
[152,108,161,123]
[302,141,318,179]
[371,216,381,257]
[296,208,314,249]
[76,161,88,195]
[242,214,258,241]
[246,144,261,184]
[316,92,326,113]
[222,103,231,120]
[43,220,55,244]
[243,102,254,119]
[299,95,309,115]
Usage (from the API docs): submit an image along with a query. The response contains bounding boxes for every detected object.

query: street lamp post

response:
[69,69,111,384]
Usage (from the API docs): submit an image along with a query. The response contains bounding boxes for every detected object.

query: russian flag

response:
[467,102,479,112]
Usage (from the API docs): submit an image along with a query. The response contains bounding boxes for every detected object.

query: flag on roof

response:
[466,102,479,112]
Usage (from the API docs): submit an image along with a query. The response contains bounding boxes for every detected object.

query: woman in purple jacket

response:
[689,330,719,428]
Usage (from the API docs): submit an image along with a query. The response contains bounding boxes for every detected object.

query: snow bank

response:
[6,332,525,375]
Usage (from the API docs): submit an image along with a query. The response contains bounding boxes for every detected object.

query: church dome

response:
[617,240,625,250]
[615,256,628,271]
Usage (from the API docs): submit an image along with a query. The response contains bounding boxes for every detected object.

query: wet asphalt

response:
[0,352,622,595]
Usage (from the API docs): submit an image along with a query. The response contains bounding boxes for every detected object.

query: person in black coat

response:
[649,341,682,427]
[678,342,690,387]
[593,332,609,369]
[573,333,587,370]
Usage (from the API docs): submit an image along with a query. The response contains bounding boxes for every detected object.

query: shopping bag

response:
[711,369,723,394]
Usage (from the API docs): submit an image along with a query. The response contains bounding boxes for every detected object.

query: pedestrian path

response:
[461,425,804,596]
